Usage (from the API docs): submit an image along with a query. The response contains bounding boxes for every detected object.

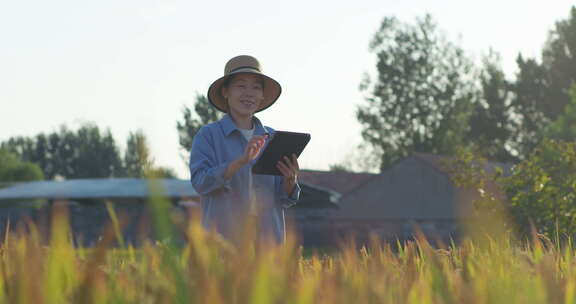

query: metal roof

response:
[0,178,198,200]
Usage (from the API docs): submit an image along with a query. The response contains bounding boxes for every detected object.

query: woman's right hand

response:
[239,134,268,165]
[224,134,268,180]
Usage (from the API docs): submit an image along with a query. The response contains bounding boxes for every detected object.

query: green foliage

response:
[512,6,576,157]
[544,86,576,140]
[124,130,153,178]
[443,146,490,190]
[540,6,576,119]
[512,55,551,156]
[72,124,124,178]
[449,139,576,239]
[442,146,511,238]
[123,130,178,178]
[0,149,44,183]
[1,125,178,180]
[504,140,576,237]
[1,124,124,179]
[357,14,479,171]
[467,51,518,162]
[354,7,576,169]
[176,94,223,152]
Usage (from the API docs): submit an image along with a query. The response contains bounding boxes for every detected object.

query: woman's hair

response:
[222,75,235,89]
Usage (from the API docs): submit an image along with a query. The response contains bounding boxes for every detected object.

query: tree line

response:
[0,124,175,184]
[355,8,576,171]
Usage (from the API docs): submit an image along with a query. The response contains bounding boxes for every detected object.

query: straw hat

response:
[207,55,282,113]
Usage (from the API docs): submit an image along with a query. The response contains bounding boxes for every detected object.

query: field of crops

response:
[0,195,573,304]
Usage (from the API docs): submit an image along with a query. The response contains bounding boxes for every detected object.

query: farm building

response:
[330,153,512,243]
[0,178,337,246]
[0,153,512,247]
[0,178,200,245]
[292,169,378,246]
[293,153,512,246]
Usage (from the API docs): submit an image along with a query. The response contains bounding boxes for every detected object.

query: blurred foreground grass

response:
[0,192,575,304]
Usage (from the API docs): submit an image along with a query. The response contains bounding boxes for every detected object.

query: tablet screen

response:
[252,131,311,176]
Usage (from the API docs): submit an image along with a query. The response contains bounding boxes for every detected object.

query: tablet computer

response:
[252,131,311,176]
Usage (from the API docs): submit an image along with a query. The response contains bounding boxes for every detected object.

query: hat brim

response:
[207,69,282,113]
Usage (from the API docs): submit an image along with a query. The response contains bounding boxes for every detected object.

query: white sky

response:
[1,0,574,178]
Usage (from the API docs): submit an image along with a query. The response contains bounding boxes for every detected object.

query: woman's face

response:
[222,73,264,117]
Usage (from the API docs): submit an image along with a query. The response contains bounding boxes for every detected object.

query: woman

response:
[189,55,301,244]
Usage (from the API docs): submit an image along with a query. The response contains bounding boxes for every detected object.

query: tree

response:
[467,51,517,162]
[511,6,576,157]
[124,130,153,178]
[2,124,180,180]
[123,130,177,178]
[0,149,44,184]
[448,140,576,239]
[503,140,576,237]
[65,124,124,178]
[544,85,576,140]
[540,6,576,119]
[176,94,223,152]
[357,14,479,171]
[1,124,124,179]
[512,55,551,158]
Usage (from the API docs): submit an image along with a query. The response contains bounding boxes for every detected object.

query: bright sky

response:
[1,0,574,178]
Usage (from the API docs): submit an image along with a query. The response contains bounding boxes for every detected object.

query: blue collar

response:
[219,114,269,137]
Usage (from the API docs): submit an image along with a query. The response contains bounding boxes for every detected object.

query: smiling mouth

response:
[241,100,255,106]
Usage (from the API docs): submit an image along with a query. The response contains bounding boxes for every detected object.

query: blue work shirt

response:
[189,114,301,243]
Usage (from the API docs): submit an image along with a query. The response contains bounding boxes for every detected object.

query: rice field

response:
[0,192,572,304]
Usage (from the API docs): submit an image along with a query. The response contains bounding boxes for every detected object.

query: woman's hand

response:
[239,134,268,165]
[277,154,299,195]
[224,135,268,180]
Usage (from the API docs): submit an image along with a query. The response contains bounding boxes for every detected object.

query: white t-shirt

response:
[239,127,254,142]
[239,127,257,213]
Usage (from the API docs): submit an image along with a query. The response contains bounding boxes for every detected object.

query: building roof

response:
[412,152,513,177]
[333,153,514,220]
[0,178,198,200]
[298,170,378,195]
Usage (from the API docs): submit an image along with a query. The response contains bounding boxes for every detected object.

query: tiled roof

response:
[298,170,378,195]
